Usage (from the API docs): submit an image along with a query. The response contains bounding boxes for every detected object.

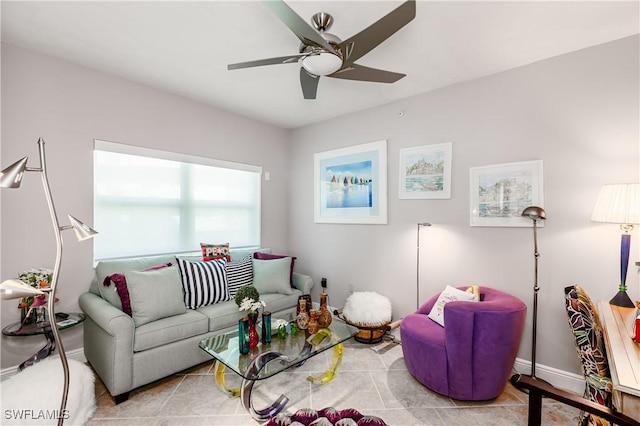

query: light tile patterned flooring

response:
[87,339,580,425]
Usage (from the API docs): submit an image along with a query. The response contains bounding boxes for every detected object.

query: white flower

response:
[238,297,266,313]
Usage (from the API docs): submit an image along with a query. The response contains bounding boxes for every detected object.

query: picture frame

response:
[314,140,387,224]
[469,160,544,227]
[399,142,452,199]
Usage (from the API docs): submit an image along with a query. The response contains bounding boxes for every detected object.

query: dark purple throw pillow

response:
[103,262,173,316]
[253,252,297,287]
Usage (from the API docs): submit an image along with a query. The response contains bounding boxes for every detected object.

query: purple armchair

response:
[400,286,527,400]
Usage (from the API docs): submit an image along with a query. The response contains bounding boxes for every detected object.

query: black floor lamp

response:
[522,206,546,380]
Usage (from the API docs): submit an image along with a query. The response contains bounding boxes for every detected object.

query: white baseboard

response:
[0,347,86,381]
[513,357,585,394]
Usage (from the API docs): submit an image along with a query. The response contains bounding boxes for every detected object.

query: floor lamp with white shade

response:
[0,138,97,426]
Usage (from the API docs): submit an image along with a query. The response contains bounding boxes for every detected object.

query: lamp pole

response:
[416,223,432,310]
[521,206,546,380]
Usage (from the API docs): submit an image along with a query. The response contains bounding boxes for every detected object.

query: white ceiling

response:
[2,1,638,129]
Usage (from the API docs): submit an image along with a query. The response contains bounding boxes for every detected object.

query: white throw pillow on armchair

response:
[427,285,477,327]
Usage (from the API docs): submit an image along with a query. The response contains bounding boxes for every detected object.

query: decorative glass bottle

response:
[296,298,310,330]
[239,317,250,355]
[308,309,320,334]
[317,292,333,328]
[261,311,272,344]
[247,311,259,348]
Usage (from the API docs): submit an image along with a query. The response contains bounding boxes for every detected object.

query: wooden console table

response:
[598,301,640,421]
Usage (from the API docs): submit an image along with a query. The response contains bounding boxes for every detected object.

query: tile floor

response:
[87,339,580,425]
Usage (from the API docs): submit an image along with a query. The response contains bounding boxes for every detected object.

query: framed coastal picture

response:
[469,160,543,227]
[399,143,452,199]
[314,140,387,224]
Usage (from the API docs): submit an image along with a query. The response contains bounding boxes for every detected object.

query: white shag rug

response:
[342,291,392,326]
[1,358,96,425]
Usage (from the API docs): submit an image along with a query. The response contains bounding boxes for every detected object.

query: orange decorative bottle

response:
[296,298,310,330]
[318,292,332,328]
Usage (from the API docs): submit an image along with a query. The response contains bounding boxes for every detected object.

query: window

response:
[94,140,261,261]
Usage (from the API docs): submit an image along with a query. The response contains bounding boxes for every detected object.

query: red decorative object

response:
[247,311,259,348]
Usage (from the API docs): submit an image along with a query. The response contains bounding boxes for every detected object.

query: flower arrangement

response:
[234,285,265,313]
[18,268,53,288]
[17,268,54,324]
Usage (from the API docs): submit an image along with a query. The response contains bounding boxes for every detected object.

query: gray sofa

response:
[79,248,312,403]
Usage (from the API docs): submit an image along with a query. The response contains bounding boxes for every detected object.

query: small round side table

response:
[2,312,85,371]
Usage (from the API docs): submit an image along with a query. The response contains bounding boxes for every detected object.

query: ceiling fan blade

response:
[300,68,320,99]
[228,54,306,70]
[329,64,406,83]
[338,0,416,66]
[261,0,336,52]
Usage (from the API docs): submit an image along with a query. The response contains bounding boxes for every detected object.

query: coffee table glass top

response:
[199,318,358,381]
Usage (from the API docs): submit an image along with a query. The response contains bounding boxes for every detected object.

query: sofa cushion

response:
[253,252,297,287]
[125,265,187,327]
[200,242,231,262]
[177,257,230,309]
[133,310,209,352]
[252,257,293,296]
[226,256,253,298]
[96,255,176,311]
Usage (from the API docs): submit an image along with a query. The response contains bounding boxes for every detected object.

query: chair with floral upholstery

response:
[564,285,614,426]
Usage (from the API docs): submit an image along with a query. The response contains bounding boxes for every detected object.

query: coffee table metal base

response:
[214,343,346,421]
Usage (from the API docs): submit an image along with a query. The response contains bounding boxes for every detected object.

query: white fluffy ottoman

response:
[340,291,392,344]
[1,358,96,425]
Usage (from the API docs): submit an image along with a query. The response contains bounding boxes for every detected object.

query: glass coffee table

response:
[199,317,358,421]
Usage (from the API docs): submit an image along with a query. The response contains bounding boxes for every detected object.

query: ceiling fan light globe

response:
[302,52,342,76]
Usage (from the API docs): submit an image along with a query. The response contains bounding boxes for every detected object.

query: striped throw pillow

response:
[176,258,230,309]
[226,256,253,298]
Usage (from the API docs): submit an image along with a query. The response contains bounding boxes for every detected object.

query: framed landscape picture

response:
[399,143,452,199]
[470,160,544,227]
[314,140,387,224]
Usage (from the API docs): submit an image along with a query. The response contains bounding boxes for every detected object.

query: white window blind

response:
[93,140,261,261]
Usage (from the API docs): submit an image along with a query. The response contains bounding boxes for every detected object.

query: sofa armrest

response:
[292,272,313,295]
[79,292,133,335]
[79,292,135,397]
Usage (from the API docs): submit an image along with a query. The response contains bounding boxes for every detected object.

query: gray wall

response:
[289,35,639,376]
[1,36,638,377]
[0,44,291,369]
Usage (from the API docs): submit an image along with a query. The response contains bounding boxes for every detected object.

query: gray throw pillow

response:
[252,257,293,295]
[125,265,186,327]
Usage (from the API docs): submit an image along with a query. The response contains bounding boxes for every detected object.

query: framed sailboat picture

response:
[314,140,387,224]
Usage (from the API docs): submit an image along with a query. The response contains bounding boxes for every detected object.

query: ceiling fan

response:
[228,0,416,100]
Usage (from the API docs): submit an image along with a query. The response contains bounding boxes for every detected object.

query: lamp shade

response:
[522,206,546,221]
[0,157,28,188]
[0,279,45,300]
[67,215,98,241]
[591,184,640,225]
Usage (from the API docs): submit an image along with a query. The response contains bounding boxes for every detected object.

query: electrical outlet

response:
[321,277,327,288]
[348,282,354,293]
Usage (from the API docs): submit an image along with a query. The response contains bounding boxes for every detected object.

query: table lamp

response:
[591,183,640,308]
